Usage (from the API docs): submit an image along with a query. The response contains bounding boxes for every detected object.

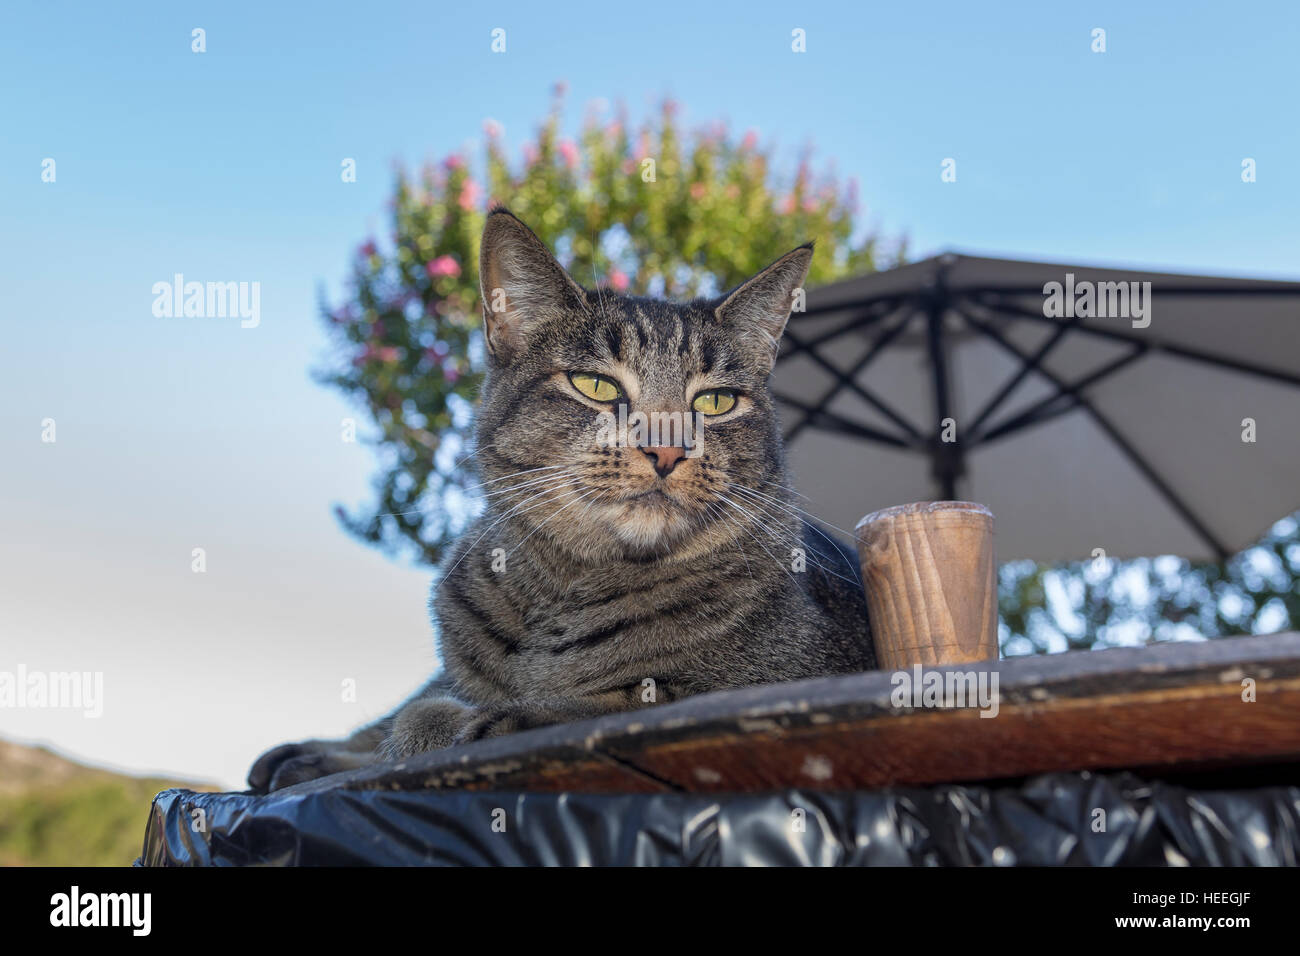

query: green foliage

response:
[0,778,179,867]
[320,91,898,566]
[999,513,1299,654]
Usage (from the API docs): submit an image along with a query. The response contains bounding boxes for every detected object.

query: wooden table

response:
[284,632,1300,796]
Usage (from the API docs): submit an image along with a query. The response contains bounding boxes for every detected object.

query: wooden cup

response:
[854,501,999,669]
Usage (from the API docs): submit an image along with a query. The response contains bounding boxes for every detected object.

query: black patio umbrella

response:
[773,253,1300,562]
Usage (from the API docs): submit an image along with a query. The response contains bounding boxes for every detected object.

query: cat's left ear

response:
[714,243,813,370]
[479,207,590,362]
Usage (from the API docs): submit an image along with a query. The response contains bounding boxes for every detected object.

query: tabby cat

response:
[249,209,873,792]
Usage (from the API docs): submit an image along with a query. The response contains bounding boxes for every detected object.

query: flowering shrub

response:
[320,89,899,565]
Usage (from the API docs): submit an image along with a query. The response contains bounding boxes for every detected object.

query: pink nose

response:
[640,445,686,477]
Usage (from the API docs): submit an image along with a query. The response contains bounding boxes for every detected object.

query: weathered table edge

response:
[267,632,1300,795]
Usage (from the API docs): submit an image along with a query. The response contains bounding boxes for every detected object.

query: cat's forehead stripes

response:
[602,322,624,363]
[562,293,752,398]
[627,302,706,391]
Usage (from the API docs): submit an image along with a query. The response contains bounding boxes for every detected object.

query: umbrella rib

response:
[964,311,1080,436]
[779,295,906,361]
[976,396,1081,446]
[781,327,925,440]
[795,290,909,321]
[975,294,1300,389]
[973,346,1146,444]
[784,300,919,443]
[772,391,912,448]
[958,307,1232,561]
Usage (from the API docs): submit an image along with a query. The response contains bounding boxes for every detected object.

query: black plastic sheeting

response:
[138,771,1300,866]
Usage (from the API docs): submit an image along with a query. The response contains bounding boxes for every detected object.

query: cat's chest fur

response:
[431,515,872,707]
[437,541,758,701]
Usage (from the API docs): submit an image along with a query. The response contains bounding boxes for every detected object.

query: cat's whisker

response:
[758,477,812,502]
[509,486,603,553]
[480,470,577,500]
[473,472,577,506]
[485,478,582,522]
[718,485,858,587]
[590,229,608,317]
[724,484,862,587]
[467,464,567,492]
[728,482,864,547]
[371,467,562,520]
[740,482,844,529]
[719,500,814,576]
[703,501,755,581]
[437,478,581,581]
[728,494,868,582]
[712,493,804,589]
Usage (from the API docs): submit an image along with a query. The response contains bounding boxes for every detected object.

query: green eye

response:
[692,389,738,416]
[569,371,622,402]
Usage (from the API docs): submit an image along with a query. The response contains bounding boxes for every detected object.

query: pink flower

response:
[690,182,708,201]
[443,155,465,172]
[779,195,797,214]
[427,255,461,279]
[558,139,579,168]
[741,129,759,151]
[609,269,629,292]
[358,240,377,258]
[458,179,481,210]
[483,118,503,138]
[355,345,400,365]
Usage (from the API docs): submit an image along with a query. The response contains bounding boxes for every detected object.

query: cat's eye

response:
[692,388,738,416]
[569,371,622,403]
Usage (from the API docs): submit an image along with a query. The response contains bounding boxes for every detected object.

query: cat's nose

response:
[640,445,686,478]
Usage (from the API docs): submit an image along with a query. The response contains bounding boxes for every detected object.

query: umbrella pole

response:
[924,294,962,500]
[855,501,1000,668]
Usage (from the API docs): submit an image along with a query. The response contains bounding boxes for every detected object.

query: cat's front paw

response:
[248,741,311,793]
[381,697,473,759]
[452,698,620,744]
[452,703,532,744]
[247,740,374,793]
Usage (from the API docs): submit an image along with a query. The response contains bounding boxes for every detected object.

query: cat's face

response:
[472,209,810,561]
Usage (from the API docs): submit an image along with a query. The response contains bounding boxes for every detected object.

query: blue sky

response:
[2,0,1297,788]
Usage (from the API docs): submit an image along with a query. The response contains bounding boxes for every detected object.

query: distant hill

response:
[0,739,216,866]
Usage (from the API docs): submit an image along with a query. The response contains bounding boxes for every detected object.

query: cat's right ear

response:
[479,208,589,362]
